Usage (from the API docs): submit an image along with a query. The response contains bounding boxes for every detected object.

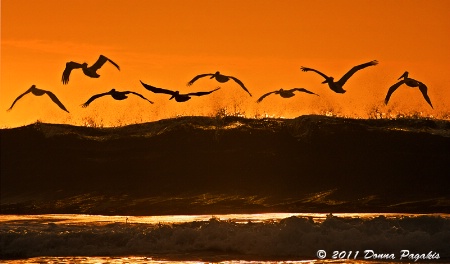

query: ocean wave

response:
[1,215,449,260]
[1,115,450,215]
[4,114,450,140]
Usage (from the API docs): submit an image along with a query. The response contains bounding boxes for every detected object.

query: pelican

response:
[140,80,220,102]
[385,71,433,108]
[62,55,120,84]
[300,60,378,93]
[7,85,69,112]
[257,88,319,103]
[81,89,153,107]
[187,71,252,96]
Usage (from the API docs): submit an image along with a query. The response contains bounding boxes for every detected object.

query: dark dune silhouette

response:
[81,89,153,107]
[187,71,252,96]
[140,80,220,102]
[385,71,433,108]
[62,55,120,84]
[7,85,69,112]
[300,60,378,93]
[256,88,319,103]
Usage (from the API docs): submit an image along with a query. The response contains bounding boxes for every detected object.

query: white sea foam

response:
[1,213,449,261]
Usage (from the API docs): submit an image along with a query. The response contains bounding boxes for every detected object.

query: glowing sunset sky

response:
[1,0,449,127]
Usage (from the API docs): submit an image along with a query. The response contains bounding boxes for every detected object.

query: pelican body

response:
[81,89,153,107]
[141,80,220,102]
[7,85,69,112]
[385,71,433,108]
[301,60,378,93]
[167,91,193,102]
[62,55,120,84]
[187,71,252,96]
[257,88,319,103]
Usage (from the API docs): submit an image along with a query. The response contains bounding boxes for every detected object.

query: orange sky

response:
[1,0,449,128]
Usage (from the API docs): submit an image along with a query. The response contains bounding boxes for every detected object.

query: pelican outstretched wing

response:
[44,91,69,112]
[384,80,405,105]
[7,86,34,111]
[229,76,252,96]
[418,82,433,108]
[291,88,319,96]
[140,81,177,96]
[300,67,330,80]
[256,91,276,103]
[337,60,378,86]
[126,91,154,104]
[90,55,120,71]
[187,73,214,86]
[62,61,84,84]
[186,87,220,97]
[81,92,111,107]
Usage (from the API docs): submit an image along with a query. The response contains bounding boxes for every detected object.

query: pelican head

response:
[399,71,409,80]
[322,77,334,84]
[111,88,116,92]
[82,62,89,68]
[212,71,220,79]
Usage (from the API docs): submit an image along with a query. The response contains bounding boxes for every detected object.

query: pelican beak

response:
[169,95,174,100]
[398,71,408,80]
[321,80,328,84]
[210,75,215,79]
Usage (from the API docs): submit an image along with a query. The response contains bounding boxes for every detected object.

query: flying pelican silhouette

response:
[62,55,120,84]
[257,88,319,103]
[81,89,153,107]
[140,80,220,102]
[187,71,252,96]
[385,71,433,108]
[7,85,69,112]
[300,60,378,93]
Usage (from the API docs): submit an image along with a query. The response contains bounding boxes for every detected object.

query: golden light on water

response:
[2,213,448,226]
